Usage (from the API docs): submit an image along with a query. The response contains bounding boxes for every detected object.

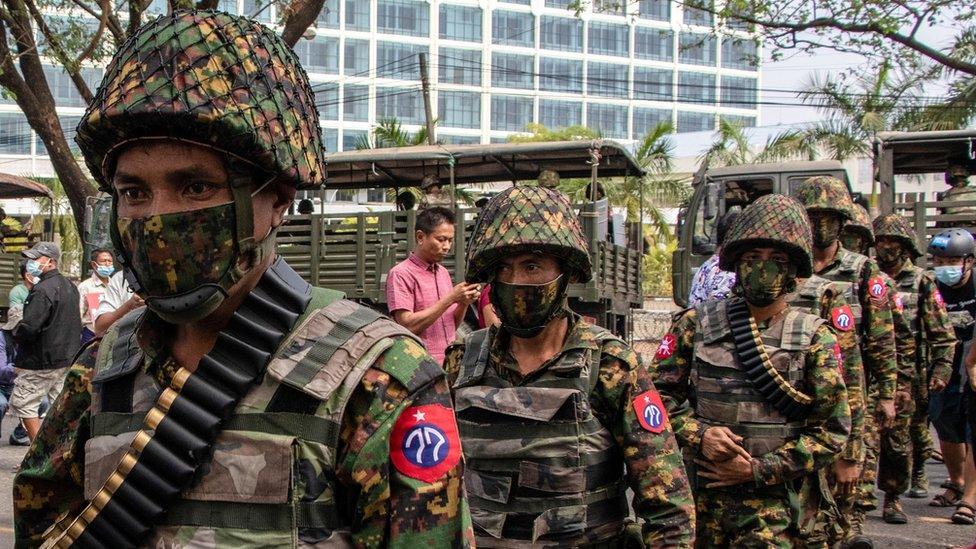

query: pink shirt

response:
[386,252,458,363]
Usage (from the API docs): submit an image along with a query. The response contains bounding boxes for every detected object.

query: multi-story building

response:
[0,0,761,200]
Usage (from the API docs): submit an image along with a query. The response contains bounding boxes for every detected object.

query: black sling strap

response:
[726,298,812,421]
[52,258,311,549]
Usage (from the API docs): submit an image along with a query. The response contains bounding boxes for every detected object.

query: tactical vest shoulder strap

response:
[780,309,826,351]
[92,307,147,414]
[798,276,832,300]
[454,328,492,389]
[697,299,730,345]
[838,249,869,276]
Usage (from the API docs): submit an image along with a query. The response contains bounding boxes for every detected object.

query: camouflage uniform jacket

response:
[13,292,474,548]
[881,273,918,395]
[443,314,696,548]
[891,261,956,388]
[652,301,851,487]
[816,247,898,399]
[788,276,865,463]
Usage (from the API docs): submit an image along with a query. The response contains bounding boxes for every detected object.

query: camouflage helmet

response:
[792,176,855,221]
[466,185,591,283]
[873,213,922,258]
[843,204,874,242]
[947,164,970,179]
[719,194,813,278]
[76,10,326,191]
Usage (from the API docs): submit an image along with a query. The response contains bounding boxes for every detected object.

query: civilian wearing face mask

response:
[76,248,116,343]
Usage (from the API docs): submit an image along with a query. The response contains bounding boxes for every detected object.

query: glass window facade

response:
[722,38,758,70]
[539,99,582,128]
[318,84,340,121]
[36,115,81,155]
[683,1,714,26]
[492,11,534,47]
[592,0,625,15]
[342,130,367,150]
[241,0,272,21]
[677,111,714,133]
[323,128,339,152]
[440,5,482,42]
[587,103,628,138]
[678,33,717,66]
[501,0,530,5]
[720,114,756,127]
[638,0,669,21]
[633,67,673,100]
[588,62,629,98]
[376,87,425,124]
[634,27,673,61]
[678,71,716,104]
[345,0,370,30]
[632,107,671,137]
[0,113,31,155]
[439,90,482,129]
[344,84,369,121]
[491,94,533,131]
[439,48,482,85]
[440,134,482,144]
[540,16,583,52]
[588,22,629,57]
[539,57,583,93]
[721,76,756,108]
[42,65,103,108]
[344,39,370,75]
[296,38,339,74]
[492,52,535,90]
[317,0,340,28]
[377,0,429,36]
[376,42,426,79]
[545,0,572,8]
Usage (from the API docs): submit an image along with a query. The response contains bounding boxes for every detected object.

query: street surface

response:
[0,418,973,547]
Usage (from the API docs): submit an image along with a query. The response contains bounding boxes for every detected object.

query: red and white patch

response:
[831,305,855,332]
[390,404,461,483]
[868,277,887,299]
[893,293,905,313]
[832,342,844,368]
[934,289,945,308]
[633,389,669,434]
[655,333,677,361]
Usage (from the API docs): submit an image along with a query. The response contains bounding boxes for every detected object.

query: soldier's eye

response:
[185,181,218,197]
[119,187,148,202]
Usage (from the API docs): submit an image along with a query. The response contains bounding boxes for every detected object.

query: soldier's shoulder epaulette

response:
[599,337,640,370]
[371,336,445,394]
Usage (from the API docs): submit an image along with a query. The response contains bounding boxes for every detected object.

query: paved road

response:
[0,419,974,547]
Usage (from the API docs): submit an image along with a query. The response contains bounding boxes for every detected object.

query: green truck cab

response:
[672,160,850,307]
[0,174,54,311]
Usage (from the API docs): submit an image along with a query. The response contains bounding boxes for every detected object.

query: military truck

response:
[672,160,851,307]
[86,140,647,338]
[0,173,55,309]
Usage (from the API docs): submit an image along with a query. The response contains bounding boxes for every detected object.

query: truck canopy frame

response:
[0,172,55,200]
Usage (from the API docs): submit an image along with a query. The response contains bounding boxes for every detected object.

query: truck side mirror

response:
[703,183,719,221]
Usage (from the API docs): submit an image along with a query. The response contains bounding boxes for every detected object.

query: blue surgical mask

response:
[95,265,115,278]
[935,265,964,286]
[25,259,43,277]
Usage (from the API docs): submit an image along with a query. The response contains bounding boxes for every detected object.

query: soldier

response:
[938,164,976,228]
[444,185,695,547]
[872,214,955,524]
[654,194,850,547]
[13,11,473,548]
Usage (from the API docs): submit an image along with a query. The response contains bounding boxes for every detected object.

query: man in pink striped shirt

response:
[387,207,481,363]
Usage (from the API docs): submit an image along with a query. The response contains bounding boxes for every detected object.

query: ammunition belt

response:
[726,299,812,421]
[48,259,311,548]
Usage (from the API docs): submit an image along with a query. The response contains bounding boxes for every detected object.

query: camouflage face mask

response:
[840,232,868,255]
[874,242,905,269]
[736,259,796,307]
[491,274,568,338]
[811,215,843,248]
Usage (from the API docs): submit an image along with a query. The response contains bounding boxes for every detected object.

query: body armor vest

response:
[83,290,420,547]
[818,249,868,340]
[894,266,925,338]
[788,276,835,315]
[692,299,823,460]
[453,324,629,547]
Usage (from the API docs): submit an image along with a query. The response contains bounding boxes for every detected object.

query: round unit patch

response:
[868,277,887,299]
[831,305,855,332]
[633,389,668,434]
[390,404,461,483]
[655,333,677,361]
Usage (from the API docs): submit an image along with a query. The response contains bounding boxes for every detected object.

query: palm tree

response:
[508,123,602,142]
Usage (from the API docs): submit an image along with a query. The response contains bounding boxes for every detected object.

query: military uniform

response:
[654,195,851,548]
[938,168,976,227]
[13,11,472,548]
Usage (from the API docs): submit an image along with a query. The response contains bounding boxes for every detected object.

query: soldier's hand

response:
[833,459,861,497]
[930,376,949,393]
[876,398,896,430]
[700,426,751,462]
[894,390,912,413]
[695,455,756,488]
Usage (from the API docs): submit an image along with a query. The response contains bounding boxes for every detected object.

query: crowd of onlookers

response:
[0,243,139,447]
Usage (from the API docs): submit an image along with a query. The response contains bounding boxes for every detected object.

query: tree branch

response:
[280,0,324,47]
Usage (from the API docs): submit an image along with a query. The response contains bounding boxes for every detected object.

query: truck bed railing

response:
[892,193,976,263]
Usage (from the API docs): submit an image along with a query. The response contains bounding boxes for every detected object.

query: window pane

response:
[678,71,716,104]
[634,27,673,61]
[318,0,340,28]
[377,0,429,36]
[342,129,368,150]
[440,134,481,144]
[440,4,482,42]
[632,108,670,138]
[540,16,583,52]
[720,114,755,127]
[720,76,756,108]
[500,0,530,5]
[376,42,426,79]
[633,67,673,100]
[242,0,272,21]
[587,103,628,139]
[345,0,371,30]
[678,33,717,66]
[323,128,339,152]
[492,10,534,47]
[439,90,481,129]
[344,38,370,75]
[539,99,582,128]
[36,116,81,156]
[638,0,669,21]
[376,87,425,125]
[492,52,535,90]
[43,65,103,109]
[683,0,713,26]
[317,83,340,120]
[539,57,582,93]
[588,22,629,57]
[491,94,533,131]
[677,111,714,133]
[545,0,572,8]
[344,84,369,121]
[721,38,758,70]
[587,62,628,98]
[0,114,32,155]
[439,48,482,85]
[296,38,339,73]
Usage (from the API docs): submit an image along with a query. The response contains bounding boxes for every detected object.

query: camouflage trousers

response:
[694,487,802,548]
[878,400,914,495]
[910,392,934,478]
[855,397,882,512]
